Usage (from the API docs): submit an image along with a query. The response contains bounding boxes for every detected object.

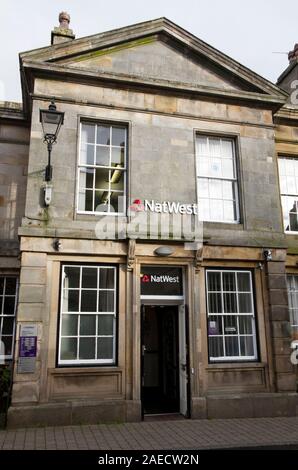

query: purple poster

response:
[19,336,37,358]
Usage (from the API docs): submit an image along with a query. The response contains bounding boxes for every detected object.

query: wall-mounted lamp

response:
[154,246,174,257]
[263,249,273,262]
[39,100,64,182]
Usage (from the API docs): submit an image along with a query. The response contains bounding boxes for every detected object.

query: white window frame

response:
[195,135,240,224]
[206,269,258,362]
[278,156,298,233]
[287,275,298,328]
[77,121,127,216]
[0,276,18,360]
[58,265,117,366]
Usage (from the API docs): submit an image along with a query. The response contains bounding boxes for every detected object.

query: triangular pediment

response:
[57,37,244,92]
[20,17,288,103]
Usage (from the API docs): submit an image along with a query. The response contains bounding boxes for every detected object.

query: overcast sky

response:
[0,0,297,102]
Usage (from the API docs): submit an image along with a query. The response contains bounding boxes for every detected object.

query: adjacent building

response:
[1,13,298,427]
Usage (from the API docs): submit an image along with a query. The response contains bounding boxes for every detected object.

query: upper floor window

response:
[78,122,127,215]
[0,276,18,360]
[196,135,239,223]
[278,157,298,232]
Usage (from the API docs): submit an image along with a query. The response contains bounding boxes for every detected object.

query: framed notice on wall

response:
[17,324,38,374]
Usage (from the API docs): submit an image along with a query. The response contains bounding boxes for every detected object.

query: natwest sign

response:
[144,199,198,215]
[142,274,180,284]
[141,267,183,296]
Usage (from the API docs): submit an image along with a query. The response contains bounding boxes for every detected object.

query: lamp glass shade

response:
[39,107,64,140]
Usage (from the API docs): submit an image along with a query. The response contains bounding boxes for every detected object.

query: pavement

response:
[1,416,298,450]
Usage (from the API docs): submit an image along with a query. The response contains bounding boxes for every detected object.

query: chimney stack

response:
[277,43,298,96]
[51,12,75,45]
[288,44,298,63]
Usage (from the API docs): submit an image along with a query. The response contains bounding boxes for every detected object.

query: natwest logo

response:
[141,274,179,284]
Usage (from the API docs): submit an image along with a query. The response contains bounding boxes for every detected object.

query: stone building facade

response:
[0,14,298,427]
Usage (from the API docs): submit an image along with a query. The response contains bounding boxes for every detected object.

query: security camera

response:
[263,249,272,261]
[53,239,62,251]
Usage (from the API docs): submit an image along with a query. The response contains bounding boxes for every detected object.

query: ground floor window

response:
[286,275,298,330]
[206,270,258,362]
[0,276,18,360]
[58,265,117,365]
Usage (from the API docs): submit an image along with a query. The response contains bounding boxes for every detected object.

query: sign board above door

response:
[140,266,183,296]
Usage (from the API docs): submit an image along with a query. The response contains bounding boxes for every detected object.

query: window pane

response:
[239,316,253,334]
[97,125,110,145]
[224,315,238,335]
[111,147,125,167]
[207,272,221,291]
[81,124,95,144]
[238,293,253,313]
[80,315,96,336]
[198,179,209,198]
[240,336,254,357]
[97,337,113,359]
[60,338,77,360]
[3,297,15,315]
[223,200,235,221]
[222,180,234,199]
[223,292,237,313]
[0,278,4,295]
[208,293,222,313]
[222,159,234,178]
[80,144,94,165]
[237,272,250,292]
[198,197,210,220]
[5,278,16,295]
[98,291,114,312]
[95,169,110,189]
[208,316,223,335]
[98,315,114,336]
[112,127,125,147]
[110,169,124,191]
[62,290,79,312]
[223,272,236,291]
[79,168,94,189]
[209,199,223,221]
[94,190,110,212]
[79,189,93,212]
[81,291,97,312]
[61,314,78,336]
[196,136,208,155]
[198,157,209,176]
[209,138,221,157]
[110,192,124,213]
[79,337,95,360]
[210,158,222,177]
[96,146,110,166]
[221,139,233,157]
[209,336,224,358]
[2,316,14,335]
[64,267,80,289]
[1,336,13,356]
[99,269,115,289]
[209,179,222,199]
[225,336,239,356]
[82,268,97,289]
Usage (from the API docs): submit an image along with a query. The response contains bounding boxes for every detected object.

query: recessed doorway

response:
[141,304,189,417]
